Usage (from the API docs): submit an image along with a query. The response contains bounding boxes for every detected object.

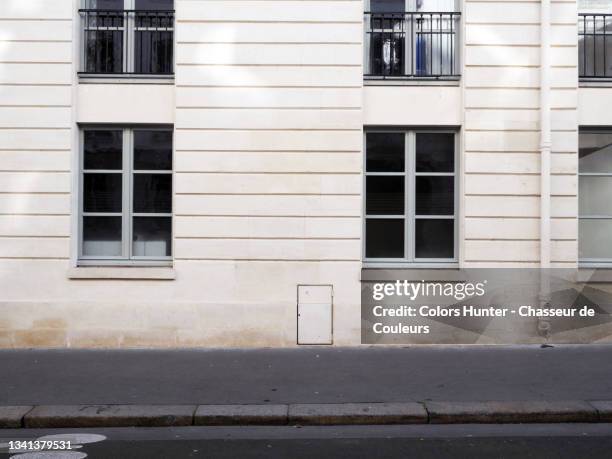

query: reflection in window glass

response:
[366,133,405,172]
[366,176,405,215]
[370,0,405,13]
[579,132,612,173]
[416,133,454,172]
[83,173,122,213]
[84,130,123,170]
[133,217,172,257]
[135,0,174,10]
[415,176,454,216]
[83,217,122,256]
[134,130,173,170]
[415,219,454,259]
[84,0,123,9]
[133,174,172,214]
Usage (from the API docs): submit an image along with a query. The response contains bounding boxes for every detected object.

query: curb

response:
[1,401,611,428]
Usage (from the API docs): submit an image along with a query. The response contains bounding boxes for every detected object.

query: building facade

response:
[0,0,611,347]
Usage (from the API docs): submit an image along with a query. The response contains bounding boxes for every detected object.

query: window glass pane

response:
[416,133,454,172]
[83,216,122,256]
[579,132,612,173]
[84,0,123,9]
[579,176,612,216]
[371,0,405,13]
[366,176,405,215]
[414,0,457,12]
[368,29,405,76]
[134,130,172,170]
[366,219,404,258]
[134,30,174,74]
[366,133,405,172]
[415,219,454,259]
[133,173,172,213]
[84,130,122,170]
[85,28,123,73]
[83,173,122,213]
[415,176,454,215]
[579,219,612,259]
[133,217,172,257]
[135,0,174,10]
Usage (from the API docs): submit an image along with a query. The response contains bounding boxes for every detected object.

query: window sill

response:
[78,74,175,85]
[364,77,460,87]
[361,265,463,282]
[362,262,459,269]
[68,266,176,280]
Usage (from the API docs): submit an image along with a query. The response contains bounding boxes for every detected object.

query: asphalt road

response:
[2,425,612,459]
[2,345,612,405]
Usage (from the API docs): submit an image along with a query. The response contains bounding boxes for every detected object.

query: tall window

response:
[364,130,457,262]
[80,0,174,75]
[579,130,612,264]
[80,127,173,264]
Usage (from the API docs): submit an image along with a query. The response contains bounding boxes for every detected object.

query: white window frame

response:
[78,125,174,267]
[363,128,459,267]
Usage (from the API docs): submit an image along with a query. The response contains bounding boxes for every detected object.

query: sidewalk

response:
[1,345,612,427]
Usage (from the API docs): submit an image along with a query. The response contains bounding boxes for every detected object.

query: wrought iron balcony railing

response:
[579,13,612,79]
[79,9,174,76]
[364,11,461,79]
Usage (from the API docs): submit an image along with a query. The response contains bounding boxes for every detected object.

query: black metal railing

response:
[79,9,174,75]
[579,14,612,79]
[364,12,461,79]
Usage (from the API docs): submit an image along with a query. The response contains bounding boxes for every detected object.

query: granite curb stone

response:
[288,402,428,425]
[425,401,598,424]
[23,405,196,428]
[195,404,288,425]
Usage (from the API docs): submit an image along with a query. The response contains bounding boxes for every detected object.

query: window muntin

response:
[364,130,457,263]
[80,127,173,264]
[80,0,174,76]
[579,131,612,263]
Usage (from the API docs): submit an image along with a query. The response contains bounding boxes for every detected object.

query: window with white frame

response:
[364,130,457,263]
[579,130,612,264]
[79,127,173,264]
[80,0,174,75]
[364,0,461,79]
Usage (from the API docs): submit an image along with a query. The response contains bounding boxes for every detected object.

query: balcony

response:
[79,8,174,77]
[579,13,612,80]
[364,11,461,80]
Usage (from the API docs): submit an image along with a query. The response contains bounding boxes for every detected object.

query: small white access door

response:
[297,285,333,345]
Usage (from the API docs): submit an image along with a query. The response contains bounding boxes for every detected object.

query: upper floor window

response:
[79,0,174,76]
[79,127,173,265]
[364,130,457,264]
[578,1,612,79]
[364,0,461,79]
[579,14,612,79]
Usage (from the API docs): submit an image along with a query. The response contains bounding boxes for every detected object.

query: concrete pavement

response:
[1,345,612,428]
[2,345,612,405]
